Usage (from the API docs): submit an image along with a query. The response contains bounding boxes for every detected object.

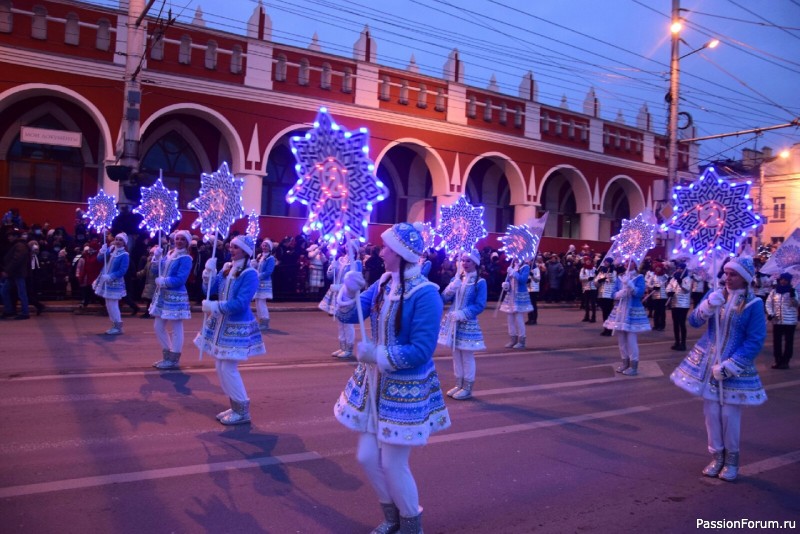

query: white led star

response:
[85,189,119,232]
[666,167,760,261]
[611,212,657,264]
[246,210,261,239]
[499,224,539,262]
[133,178,181,237]
[761,228,800,283]
[285,107,389,250]
[418,221,437,251]
[436,196,487,258]
[188,162,245,239]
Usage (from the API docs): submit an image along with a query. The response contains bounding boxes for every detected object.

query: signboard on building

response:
[21,126,82,148]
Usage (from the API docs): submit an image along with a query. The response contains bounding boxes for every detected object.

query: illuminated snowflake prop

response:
[85,189,119,232]
[761,228,800,287]
[611,212,657,264]
[286,107,389,250]
[246,210,261,239]
[133,178,181,237]
[436,196,487,258]
[418,221,437,251]
[666,167,760,261]
[499,224,539,263]
[188,162,245,239]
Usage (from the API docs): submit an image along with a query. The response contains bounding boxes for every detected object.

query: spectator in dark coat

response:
[1,228,30,319]
[545,255,564,303]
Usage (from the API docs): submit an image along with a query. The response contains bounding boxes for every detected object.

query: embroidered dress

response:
[319,256,351,315]
[194,265,266,361]
[254,254,275,300]
[499,264,533,313]
[150,250,192,319]
[334,265,451,446]
[671,290,767,405]
[94,249,128,299]
[438,272,487,350]
[603,273,651,332]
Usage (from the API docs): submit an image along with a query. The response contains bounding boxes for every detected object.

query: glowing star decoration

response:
[761,228,800,287]
[285,107,389,249]
[418,221,437,251]
[611,212,657,264]
[666,166,760,261]
[499,224,539,262]
[188,162,245,239]
[85,189,119,232]
[246,210,260,239]
[133,178,181,237]
[436,196,487,258]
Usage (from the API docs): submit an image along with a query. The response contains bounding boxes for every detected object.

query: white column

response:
[579,212,600,241]
[238,173,262,214]
[513,203,539,225]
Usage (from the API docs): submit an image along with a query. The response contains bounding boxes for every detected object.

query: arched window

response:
[32,5,47,40]
[179,34,191,64]
[298,58,310,86]
[399,81,409,105]
[568,119,575,139]
[96,18,110,51]
[205,40,217,70]
[467,96,476,118]
[417,83,427,109]
[275,54,287,81]
[230,45,243,74]
[320,62,332,89]
[483,98,492,122]
[263,143,305,217]
[435,88,445,112]
[499,102,507,125]
[514,106,523,128]
[342,67,353,93]
[0,0,13,34]
[379,75,390,101]
[65,12,79,45]
[150,29,164,60]
[141,130,202,209]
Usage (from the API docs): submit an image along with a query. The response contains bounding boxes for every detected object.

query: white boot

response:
[504,335,518,348]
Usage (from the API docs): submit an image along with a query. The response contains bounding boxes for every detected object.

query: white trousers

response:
[506,313,526,336]
[215,359,248,403]
[255,298,270,320]
[338,321,355,345]
[154,318,184,352]
[105,299,121,323]
[616,331,639,362]
[452,349,476,381]
[356,433,419,518]
[703,399,742,453]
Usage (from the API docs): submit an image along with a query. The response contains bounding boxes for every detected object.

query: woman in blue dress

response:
[603,260,651,376]
[94,233,130,335]
[151,230,193,369]
[253,238,275,331]
[500,261,533,349]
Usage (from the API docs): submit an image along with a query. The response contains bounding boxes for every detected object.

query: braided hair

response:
[371,258,408,337]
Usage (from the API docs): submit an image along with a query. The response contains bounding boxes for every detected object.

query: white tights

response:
[255,298,270,320]
[506,312,526,336]
[616,331,639,361]
[105,299,121,323]
[215,359,248,403]
[703,400,742,453]
[154,318,184,352]
[338,321,355,344]
[356,433,419,518]
[452,349,476,381]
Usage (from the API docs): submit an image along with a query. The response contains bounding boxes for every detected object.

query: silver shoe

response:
[370,502,400,534]
[104,322,123,335]
[446,378,463,397]
[220,399,251,425]
[702,450,725,477]
[718,451,739,481]
[452,380,474,400]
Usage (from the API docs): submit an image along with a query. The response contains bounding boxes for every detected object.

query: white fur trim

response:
[381,226,422,263]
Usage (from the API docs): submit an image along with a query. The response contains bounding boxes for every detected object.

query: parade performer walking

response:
[196,235,265,425]
[666,260,692,351]
[334,222,450,534]
[151,230,192,369]
[319,248,355,359]
[500,261,533,349]
[670,256,767,481]
[579,256,598,322]
[439,249,487,400]
[596,257,617,336]
[253,239,275,331]
[604,261,651,375]
[765,272,797,369]
[95,233,129,335]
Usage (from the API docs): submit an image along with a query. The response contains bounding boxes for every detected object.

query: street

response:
[0,305,798,533]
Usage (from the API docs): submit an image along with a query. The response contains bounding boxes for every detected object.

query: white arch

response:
[537,164,592,213]
[0,83,114,161]
[601,174,646,216]
[260,122,314,174]
[141,103,245,172]
[140,119,212,173]
[462,151,526,205]
[375,138,449,198]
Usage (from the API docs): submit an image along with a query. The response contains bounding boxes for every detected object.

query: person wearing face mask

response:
[765,272,798,370]
[94,233,130,335]
[151,230,193,370]
[604,260,651,376]
[439,249,487,400]
[334,222,450,534]
[196,235,265,425]
[671,256,767,482]
[666,261,693,350]
[253,239,275,331]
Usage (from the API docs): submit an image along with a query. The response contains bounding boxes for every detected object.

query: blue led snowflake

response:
[666,167,760,261]
[499,224,539,262]
[246,210,261,239]
[85,189,118,232]
[188,162,245,239]
[285,108,389,250]
[611,212,657,264]
[418,221,437,251]
[436,196,487,258]
[133,178,181,237]
[761,228,800,281]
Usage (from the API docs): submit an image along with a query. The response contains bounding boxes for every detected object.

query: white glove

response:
[97,274,110,284]
[614,289,628,300]
[343,270,366,298]
[153,247,163,260]
[155,276,166,287]
[711,359,742,381]
[502,282,510,291]
[707,290,726,307]
[201,300,220,315]
[451,310,467,322]
[99,244,108,255]
[250,259,258,270]
[451,278,463,290]
[356,340,377,364]
[507,267,517,277]
[204,258,217,271]
[627,279,637,291]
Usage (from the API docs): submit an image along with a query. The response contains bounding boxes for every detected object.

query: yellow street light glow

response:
[671,21,682,34]
[779,149,790,159]
[707,39,720,49]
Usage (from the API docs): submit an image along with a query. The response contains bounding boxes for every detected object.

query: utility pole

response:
[667,0,681,200]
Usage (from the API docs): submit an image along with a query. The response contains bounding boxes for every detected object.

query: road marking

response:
[740,450,800,477]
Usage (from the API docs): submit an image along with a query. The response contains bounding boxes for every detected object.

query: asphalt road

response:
[0,305,798,533]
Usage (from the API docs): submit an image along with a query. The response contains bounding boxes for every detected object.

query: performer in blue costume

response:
[335,222,450,534]
[439,249,487,400]
[94,233,130,335]
[319,248,356,359]
[500,261,533,349]
[253,239,275,331]
[196,235,266,425]
[604,260,651,376]
[671,256,767,481]
[151,230,193,369]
